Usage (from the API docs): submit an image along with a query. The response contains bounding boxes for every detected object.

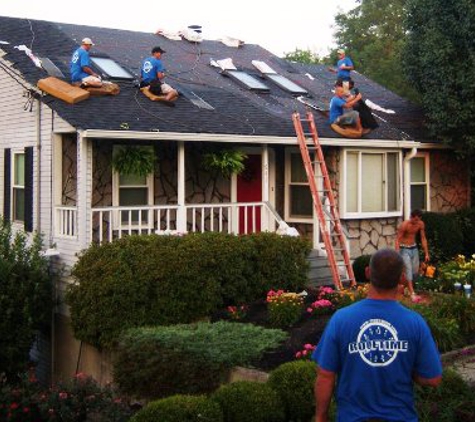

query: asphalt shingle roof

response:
[0,16,431,142]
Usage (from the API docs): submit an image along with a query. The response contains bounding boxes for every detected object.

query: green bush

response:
[67,232,310,349]
[455,207,475,257]
[114,321,287,400]
[0,219,52,379]
[352,254,371,283]
[130,395,223,422]
[422,212,463,263]
[416,369,475,422]
[212,381,285,422]
[268,360,316,422]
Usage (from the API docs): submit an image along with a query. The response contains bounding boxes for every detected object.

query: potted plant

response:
[201,149,247,179]
[111,146,155,176]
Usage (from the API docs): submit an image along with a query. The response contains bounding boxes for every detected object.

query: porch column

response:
[77,132,92,248]
[261,145,269,231]
[176,141,187,232]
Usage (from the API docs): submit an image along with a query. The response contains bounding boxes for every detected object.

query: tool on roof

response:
[292,110,356,290]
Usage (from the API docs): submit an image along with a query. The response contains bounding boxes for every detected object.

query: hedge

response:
[113,321,287,399]
[67,232,310,349]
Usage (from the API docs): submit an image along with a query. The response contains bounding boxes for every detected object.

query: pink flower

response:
[304,343,314,350]
[59,392,68,400]
[10,403,19,410]
[295,351,302,358]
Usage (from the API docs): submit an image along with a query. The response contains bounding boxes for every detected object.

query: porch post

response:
[403,147,417,220]
[77,132,92,248]
[261,145,269,231]
[176,141,187,232]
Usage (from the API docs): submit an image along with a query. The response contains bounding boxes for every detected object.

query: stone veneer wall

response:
[62,135,77,206]
[429,150,470,212]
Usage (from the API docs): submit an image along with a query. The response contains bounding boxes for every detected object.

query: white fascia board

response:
[81,130,420,149]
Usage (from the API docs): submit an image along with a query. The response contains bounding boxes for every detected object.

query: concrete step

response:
[306,250,353,289]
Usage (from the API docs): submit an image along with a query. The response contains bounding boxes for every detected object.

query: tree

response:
[333,0,419,101]
[403,0,475,154]
[283,48,322,64]
[0,219,52,379]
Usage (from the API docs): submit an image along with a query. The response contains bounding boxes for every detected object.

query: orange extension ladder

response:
[292,110,356,290]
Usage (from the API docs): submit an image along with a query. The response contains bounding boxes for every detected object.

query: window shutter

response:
[24,147,34,232]
[3,148,11,221]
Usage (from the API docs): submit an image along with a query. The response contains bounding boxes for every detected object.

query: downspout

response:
[403,147,418,220]
[36,99,42,233]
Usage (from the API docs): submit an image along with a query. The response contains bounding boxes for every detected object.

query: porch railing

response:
[55,206,78,238]
[78,202,283,243]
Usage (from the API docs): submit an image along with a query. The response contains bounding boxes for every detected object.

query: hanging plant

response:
[112,146,156,177]
[202,149,248,179]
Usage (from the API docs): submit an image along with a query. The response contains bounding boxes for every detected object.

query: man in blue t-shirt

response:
[139,46,178,102]
[70,38,102,87]
[312,248,442,422]
[329,85,363,133]
[328,48,354,92]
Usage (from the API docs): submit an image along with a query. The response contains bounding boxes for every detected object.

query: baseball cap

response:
[82,37,94,45]
[152,46,166,54]
[337,48,345,54]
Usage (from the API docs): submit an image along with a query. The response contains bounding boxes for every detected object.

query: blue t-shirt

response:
[312,299,442,422]
[337,57,354,80]
[70,47,91,82]
[141,56,165,84]
[329,96,347,123]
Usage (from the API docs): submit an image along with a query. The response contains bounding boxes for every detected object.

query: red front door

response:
[237,154,262,233]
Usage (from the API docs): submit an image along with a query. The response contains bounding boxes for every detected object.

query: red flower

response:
[10,403,19,410]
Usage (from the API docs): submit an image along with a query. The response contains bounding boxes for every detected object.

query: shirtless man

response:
[395,209,430,300]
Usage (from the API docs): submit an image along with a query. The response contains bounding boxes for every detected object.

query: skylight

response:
[225,70,270,93]
[252,60,308,95]
[39,57,65,78]
[90,57,134,80]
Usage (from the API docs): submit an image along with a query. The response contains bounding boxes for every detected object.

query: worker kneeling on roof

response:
[329,85,363,133]
[140,46,178,102]
[70,38,102,88]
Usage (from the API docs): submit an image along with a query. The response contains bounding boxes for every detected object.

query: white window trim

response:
[410,152,430,212]
[11,150,25,223]
[112,156,154,229]
[340,148,403,219]
[284,148,316,223]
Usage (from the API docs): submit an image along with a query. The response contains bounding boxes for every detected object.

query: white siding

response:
[0,60,80,270]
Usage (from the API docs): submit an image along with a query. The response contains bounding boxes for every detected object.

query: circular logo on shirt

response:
[348,319,408,367]
[143,60,153,74]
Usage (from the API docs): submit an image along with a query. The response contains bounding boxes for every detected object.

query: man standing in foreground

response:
[312,249,442,422]
[396,209,430,300]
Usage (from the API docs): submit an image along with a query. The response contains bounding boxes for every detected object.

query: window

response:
[90,57,134,80]
[12,152,25,222]
[224,70,270,92]
[410,154,430,211]
[112,147,154,226]
[342,150,402,217]
[285,151,313,222]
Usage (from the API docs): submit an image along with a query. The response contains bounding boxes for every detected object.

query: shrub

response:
[0,372,134,422]
[416,369,475,422]
[130,395,223,422]
[267,290,304,328]
[0,219,52,379]
[211,381,285,422]
[114,321,287,400]
[67,232,310,349]
[268,360,316,422]
[352,254,371,283]
[456,207,475,257]
[422,211,463,263]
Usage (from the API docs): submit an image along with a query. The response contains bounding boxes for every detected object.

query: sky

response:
[0,0,357,57]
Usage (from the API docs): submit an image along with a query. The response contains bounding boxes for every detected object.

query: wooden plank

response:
[37,77,90,104]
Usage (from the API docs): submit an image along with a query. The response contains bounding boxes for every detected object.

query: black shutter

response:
[3,148,11,222]
[24,147,34,232]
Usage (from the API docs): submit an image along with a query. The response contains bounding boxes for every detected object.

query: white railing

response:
[56,202,283,244]
[55,206,78,238]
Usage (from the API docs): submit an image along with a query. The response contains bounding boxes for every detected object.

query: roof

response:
[0,16,431,142]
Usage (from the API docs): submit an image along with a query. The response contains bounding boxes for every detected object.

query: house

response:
[0,16,470,381]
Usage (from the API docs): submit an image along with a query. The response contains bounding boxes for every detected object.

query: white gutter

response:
[81,129,419,149]
[403,147,418,220]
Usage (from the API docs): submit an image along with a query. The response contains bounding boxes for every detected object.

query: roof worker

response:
[140,46,178,103]
[329,85,363,135]
[70,38,102,88]
[328,48,354,92]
